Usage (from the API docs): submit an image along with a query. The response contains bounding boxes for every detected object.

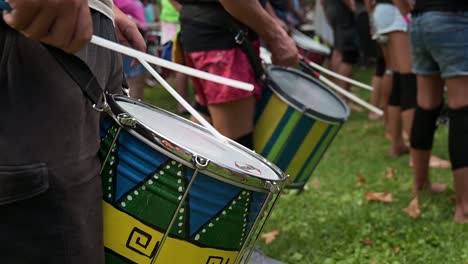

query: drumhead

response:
[113,97,285,184]
[291,30,331,55]
[267,66,349,123]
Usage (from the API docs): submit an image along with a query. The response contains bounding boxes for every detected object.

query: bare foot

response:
[454,209,468,224]
[368,112,382,121]
[348,102,364,112]
[414,182,447,193]
[409,156,451,169]
[389,144,409,158]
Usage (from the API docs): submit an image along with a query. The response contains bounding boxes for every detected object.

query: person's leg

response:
[387,31,414,142]
[368,75,382,120]
[128,75,146,100]
[446,77,468,222]
[208,96,256,147]
[410,75,446,193]
[175,72,190,114]
[381,70,393,131]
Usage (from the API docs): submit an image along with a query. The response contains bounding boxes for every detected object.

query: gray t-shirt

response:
[89,0,114,21]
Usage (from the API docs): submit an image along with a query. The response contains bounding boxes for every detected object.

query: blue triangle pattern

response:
[115,130,169,201]
[186,168,242,236]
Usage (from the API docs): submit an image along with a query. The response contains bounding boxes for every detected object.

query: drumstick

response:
[305,59,374,91]
[0,2,254,92]
[138,58,228,143]
[91,36,253,91]
[317,74,384,115]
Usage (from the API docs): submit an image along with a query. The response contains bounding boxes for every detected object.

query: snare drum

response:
[254,66,349,190]
[99,95,286,264]
[291,30,330,65]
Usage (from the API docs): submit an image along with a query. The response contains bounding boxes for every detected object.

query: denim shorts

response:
[410,11,468,79]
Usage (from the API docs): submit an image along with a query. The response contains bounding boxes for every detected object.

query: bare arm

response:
[169,0,182,12]
[364,0,374,14]
[220,0,298,66]
[393,0,413,15]
[343,0,356,12]
[264,1,289,31]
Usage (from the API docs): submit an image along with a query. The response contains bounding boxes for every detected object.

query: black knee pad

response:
[194,101,211,117]
[449,106,468,170]
[235,132,253,150]
[389,72,401,106]
[375,57,386,77]
[400,73,417,111]
[410,104,443,150]
[342,50,359,65]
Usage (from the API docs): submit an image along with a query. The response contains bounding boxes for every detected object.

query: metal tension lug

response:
[117,113,137,128]
[264,181,280,193]
[193,155,210,169]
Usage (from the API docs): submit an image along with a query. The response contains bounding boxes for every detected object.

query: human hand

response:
[113,6,146,52]
[3,0,92,53]
[266,31,299,67]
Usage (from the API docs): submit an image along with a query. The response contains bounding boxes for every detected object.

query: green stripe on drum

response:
[294,125,341,184]
[275,117,315,172]
[285,120,329,181]
[266,109,302,162]
[254,95,289,154]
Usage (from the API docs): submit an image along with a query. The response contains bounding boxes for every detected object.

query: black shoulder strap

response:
[46,45,104,106]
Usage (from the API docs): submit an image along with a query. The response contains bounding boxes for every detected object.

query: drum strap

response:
[46,45,105,106]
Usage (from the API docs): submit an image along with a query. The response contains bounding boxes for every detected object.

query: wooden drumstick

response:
[91,36,254,92]
[305,59,374,91]
[138,59,228,143]
[318,74,384,115]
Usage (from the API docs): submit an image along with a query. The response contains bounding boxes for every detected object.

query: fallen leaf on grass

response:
[394,247,401,254]
[360,239,373,246]
[261,230,280,245]
[364,192,393,203]
[404,197,421,218]
[385,168,395,179]
[311,178,320,190]
[356,175,366,188]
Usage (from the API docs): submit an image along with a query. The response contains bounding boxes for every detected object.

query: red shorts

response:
[184,41,262,105]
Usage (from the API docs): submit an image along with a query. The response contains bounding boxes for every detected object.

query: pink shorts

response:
[184,42,262,105]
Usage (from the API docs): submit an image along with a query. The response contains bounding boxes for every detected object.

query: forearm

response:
[393,0,412,14]
[220,0,286,43]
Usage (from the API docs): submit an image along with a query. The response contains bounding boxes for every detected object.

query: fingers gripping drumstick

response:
[0,1,254,92]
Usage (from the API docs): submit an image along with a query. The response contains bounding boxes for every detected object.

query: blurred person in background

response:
[114,0,148,99]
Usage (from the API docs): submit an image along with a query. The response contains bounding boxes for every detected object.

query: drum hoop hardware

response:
[151,169,201,263]
[193,154,210,169]
[234,191,273,264]
[264,181,280,193]
[116,113,138,128]
[243,189,284,263]
[92,92,109,113]
[99,126,122,176]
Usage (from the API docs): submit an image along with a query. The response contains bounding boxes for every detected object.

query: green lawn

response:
[143,67,468,264]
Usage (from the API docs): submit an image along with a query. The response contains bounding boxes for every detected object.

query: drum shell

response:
[99,103,277,263]
[254,76,345,189]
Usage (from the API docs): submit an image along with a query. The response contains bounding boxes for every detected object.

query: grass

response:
[143,67,468,264]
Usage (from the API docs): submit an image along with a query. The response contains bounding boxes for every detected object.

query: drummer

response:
[178,0,298,149]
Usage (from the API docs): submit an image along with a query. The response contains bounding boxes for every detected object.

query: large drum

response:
[99,95,287,264]
[291,30,330,65]
[254,66,349,190]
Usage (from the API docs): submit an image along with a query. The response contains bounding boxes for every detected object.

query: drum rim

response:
[291,29,331,55]
[265,66,350,124]
[106,95,288,193]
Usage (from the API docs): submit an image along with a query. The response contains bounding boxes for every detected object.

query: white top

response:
[89,0,114,22]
